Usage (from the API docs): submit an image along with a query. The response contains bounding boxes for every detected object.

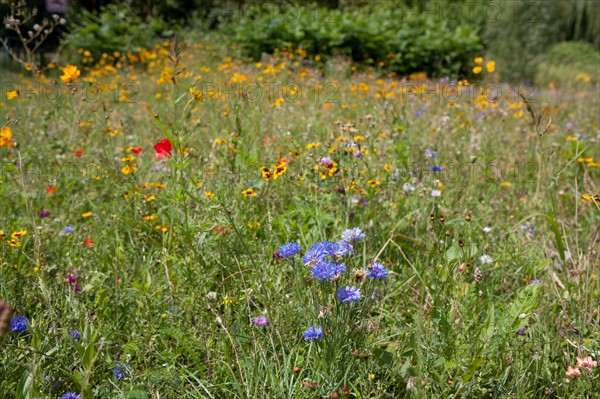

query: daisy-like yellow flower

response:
[189,86,204,102]
[11,230,27,238]
[154,225,169,232]
[384,163,393,172]
[474,57,483,64]
[306,142,321,149]
[121,164,137,175]
[272,97,285,107]
[500,181,512,187]
[261,166,273,181]
[353,135,365,142]
[242,188,257,197]
[472,66,482,74]
[565,136,578,141]
[6,90,18,100]
[60,65,81,84]
[0,230,4,237]
[6,239,21,247]
[215,138,228,145]
[82,212,92,218]
[272,161,288,179]
[486,60,495,73]
[144,195,156,201]
[143,214,157,221]
[367,180,381,187]
[204,191,215,200]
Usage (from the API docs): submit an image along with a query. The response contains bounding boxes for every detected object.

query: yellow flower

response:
[60,65,80,83]
[353,135,365,142]
[500,181,512,187]
[11,230,27,238]
[154,225,169,232]
[196,181,204,188]
[272,97,285,107]
[272,161,288,179]
[0,126,13,148]
[242,188,257,197]
[367,180,381,187]
[261,166,273,181]
[144,195,156,201]
[82,212,92,218]
[306,142,321,149]
[384,163,393,172]
[6,239,21,247]
[486,60,495,73]
[576,73,590,82]
[121,164,137,175]
[6,90,18,100]
[474,57,483,64]
[121,155,136,162]
[189,86,204,102]
[143,214,157,221]
[204,191,215,200]
[565,136,578,141]
[215,138,228,144]
[472,66,482,74]
[0,230,4,237]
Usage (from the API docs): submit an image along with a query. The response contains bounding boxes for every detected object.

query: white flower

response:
[206,291,217,301]
[402,183,415,192]
[59,18,66,25]
[479,254,493,264]
[483,226,492,233]
[431,189,441,197]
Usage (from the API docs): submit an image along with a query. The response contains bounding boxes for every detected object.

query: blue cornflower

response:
[414,108,426,117]
[10,315,28,332]
[341,227,365,243]
[303,326,323,340]
[337,286,361,303]
[302,241,335,267]
[425,149,437,159]
[334,262,346,274]
[278,242,301,258]
[310,260,338,280]
[368,262,388,279]
[70,330,81,342]
[63,226,74,234]
[333,240,353,258]
[113,364,131,380]
[60,393,81,399]
[429,166,442,172]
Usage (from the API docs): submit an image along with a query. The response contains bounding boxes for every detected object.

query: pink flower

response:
[253,316,268,327]
[576,356,597,370]
[565,366,581,377]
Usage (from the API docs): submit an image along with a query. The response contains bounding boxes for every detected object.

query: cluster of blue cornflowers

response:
[276,227,388,341]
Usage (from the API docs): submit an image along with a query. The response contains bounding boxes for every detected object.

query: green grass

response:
[0,34,599,399]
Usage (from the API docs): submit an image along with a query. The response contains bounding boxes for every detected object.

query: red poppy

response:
[74,149,84,157]
[82,237,94,248]
[154,138,172,159]
[46,186,57,194]
[131,147,143,154]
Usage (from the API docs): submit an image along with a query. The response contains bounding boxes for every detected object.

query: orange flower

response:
[0,126,13,148]
[82,237,94,248]
[565,366,581,377]
[60,65,80,84]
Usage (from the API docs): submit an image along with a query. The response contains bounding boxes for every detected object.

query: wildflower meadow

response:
[0,1,599,398]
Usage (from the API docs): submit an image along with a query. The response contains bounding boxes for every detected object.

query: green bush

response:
[64,5,174,65]
[218,3,482,78]
[536,41,600,87]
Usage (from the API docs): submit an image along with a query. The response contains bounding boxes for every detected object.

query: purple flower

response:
[319,157,333,166]
[303,326,323,340]
[60,393,81,399]
[302,241,335,267]
[529,279,541,284]
[63,225,74,234]
[113,364,130,380]
[353,150,363,159]
[278,242,301,258]
[337,286,361,303]
[253,317,268,327]
[517,327,526,335]
[414,108,426,117]
[332,240,353,258]
[10,315,28,332]
[429,166,442,172]
[38,209,50,218]
[70,330,81,341]
[368,262,388,279]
